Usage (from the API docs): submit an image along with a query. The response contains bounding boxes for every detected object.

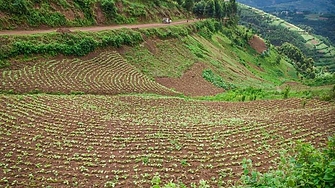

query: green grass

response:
[197,86,334,102]
[123,25,299,91]
[124,38,197,78]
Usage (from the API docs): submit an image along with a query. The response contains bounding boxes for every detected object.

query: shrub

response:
[100,0,117,20]
[11,0,30,15]
[240,135,335,188]
[0,59,10,68]
[282,86,290,99]
[202,69,236,90]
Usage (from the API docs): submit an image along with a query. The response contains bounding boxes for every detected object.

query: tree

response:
[275,56,281,65]
[214,0,222,20]
[100,0,118,19]
[184,0,194,11]
[204,0,215,18]
[229,0,237,15]
[193,1,206,18]
[176,0,183,6]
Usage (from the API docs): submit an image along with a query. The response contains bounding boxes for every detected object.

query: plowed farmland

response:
[0,52,178,96]
[0,94,334,187]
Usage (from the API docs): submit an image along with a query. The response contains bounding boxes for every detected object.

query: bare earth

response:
[156,63,224,97]
[249,35,267,54]
[0,20,197,36]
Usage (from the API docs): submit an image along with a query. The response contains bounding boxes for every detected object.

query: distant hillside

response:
[237,0,335,13]
[239,4,335,72]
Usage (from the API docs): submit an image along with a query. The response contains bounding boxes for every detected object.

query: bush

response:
[240,135,335,188]
[0,59,10,68]
[100,0,117,19]
[282,86,290,99]
[10,0,30,15]
[202,69,236,90]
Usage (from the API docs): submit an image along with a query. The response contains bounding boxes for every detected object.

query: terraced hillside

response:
[0,51,178,96]
[239,4,335,72]
[238,0,335,13]
[0,94,334,187]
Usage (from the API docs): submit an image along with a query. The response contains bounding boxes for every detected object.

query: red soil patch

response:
[249,35,267,54]
[155,63,224,96]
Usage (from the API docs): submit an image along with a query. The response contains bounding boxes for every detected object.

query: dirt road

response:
[0,19,197,36]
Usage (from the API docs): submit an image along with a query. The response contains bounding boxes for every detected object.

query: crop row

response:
[0,95,334,187]
[0,52,178,96]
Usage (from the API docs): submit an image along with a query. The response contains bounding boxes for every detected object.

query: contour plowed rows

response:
[0,52,178,96]
[0,95,334,187]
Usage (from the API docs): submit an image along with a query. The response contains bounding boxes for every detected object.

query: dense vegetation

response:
[279,42,316,78]
[0,0,188,29]
[193,0,238,23]
[0,0,242,30]
[202,69,236,90]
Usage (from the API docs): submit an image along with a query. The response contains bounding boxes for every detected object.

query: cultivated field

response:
[0,94,334,187]
[0,52,177,96]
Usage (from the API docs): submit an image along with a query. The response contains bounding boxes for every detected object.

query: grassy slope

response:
[239,4,335,72]
[124,25,298,90]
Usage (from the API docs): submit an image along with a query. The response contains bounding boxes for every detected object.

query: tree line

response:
[174,0,238,24]
[279,42,316,78]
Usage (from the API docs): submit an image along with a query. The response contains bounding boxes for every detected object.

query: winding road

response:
[0,19,197,36]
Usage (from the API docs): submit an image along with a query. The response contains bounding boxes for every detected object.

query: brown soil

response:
[0,95,334,187]
[56,28,72,34]
[249,35,267,54]
[155,63,224,96]
[0,51,178,96]
[144,38,159,55]
[94,4,106,24]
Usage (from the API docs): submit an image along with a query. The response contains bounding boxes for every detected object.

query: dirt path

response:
[0,19,197,36]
